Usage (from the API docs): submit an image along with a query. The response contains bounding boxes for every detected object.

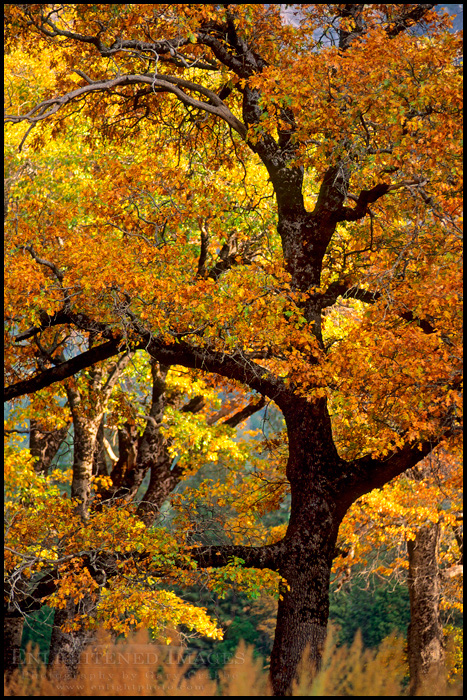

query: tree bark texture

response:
[4,614,25,676]
[29,419,70,475]
[268,398,343,695]
[70,414,103,521]
[48,598,96,677]
[407,522,446,696]
[270,533,336,696]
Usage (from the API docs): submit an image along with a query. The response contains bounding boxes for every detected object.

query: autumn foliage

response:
[4,4,463,696]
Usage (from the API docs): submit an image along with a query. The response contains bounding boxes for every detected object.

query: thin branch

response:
[21,244,64,283]
[196,218,210,278]
[72,69,97,84]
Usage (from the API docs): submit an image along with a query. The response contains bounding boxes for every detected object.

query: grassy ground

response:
[4,628,463,696]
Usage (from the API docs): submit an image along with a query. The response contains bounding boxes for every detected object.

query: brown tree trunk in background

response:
[137,455,183,526]
[108,420,140,495]
[70,413,103,522]
[48,354,134,674]
[4,614,25,676]
[29,419,70,475]
[137,375,266,526]
[47,405,101,675]
[407,522,446,696]
[92,417,109,477]
[48,598,96,677]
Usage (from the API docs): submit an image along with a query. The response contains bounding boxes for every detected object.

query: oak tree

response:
[4,4,462,695]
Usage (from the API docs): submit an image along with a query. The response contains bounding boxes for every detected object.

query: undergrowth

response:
[4,627,463,696]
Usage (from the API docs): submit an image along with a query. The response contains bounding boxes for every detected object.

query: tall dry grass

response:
[4,627,463,696]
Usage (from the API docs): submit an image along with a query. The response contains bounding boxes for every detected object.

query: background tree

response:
[4,53,274,674]
[4,4,462,695]
[332,447,463,689]
[4,346,270,674]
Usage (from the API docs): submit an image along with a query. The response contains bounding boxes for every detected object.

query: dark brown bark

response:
[103,361,172,511]
[132,365,267,525]
[107,421,140,495]
[5,339,125,401]
[270,515,337,696]
[134,361,172,514]
[407,523,446,696]
[4,614,24,676]
[137,458,182,526]
[223,395,266,427]
[271,569,331,696]
[385,4,436,37]
[132,361,174,520]
[48,598,96,677]
[266,398,343,695]
[321,282,440,336]
[29,419,70,475]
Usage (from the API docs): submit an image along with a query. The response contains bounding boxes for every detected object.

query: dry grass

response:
[4,628,463,696]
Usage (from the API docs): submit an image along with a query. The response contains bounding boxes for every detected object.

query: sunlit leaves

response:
[5,435,225,641]
[3,4,463,660]
[333,447,463,614]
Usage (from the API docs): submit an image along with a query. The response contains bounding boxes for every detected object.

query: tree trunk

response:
[92,417,109,477]
[270,541,335,696]
[137,456,182,525]
[71,415,102,521]
[48,390,103,674]
[48,599,96,677]
[407,522,446,696]
[107,420,140,496]
[29,419,70,475]
[4,613,24,676]
[269,400,342,696]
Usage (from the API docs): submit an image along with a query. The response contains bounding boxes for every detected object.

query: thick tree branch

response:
[4,340,128,401]
[335,180,427,223]
[188,540,284,571]
[385,4,436,38]
[320,282,380,309]
[180,395,206,414]
[145,337,286,405]
[5,73,247,140]
[335,431,458,517]
[14,309,122,344]
[223,395,266,427]
[6,311,286,403]
[336,4,436,50]
[338,4,366,51]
